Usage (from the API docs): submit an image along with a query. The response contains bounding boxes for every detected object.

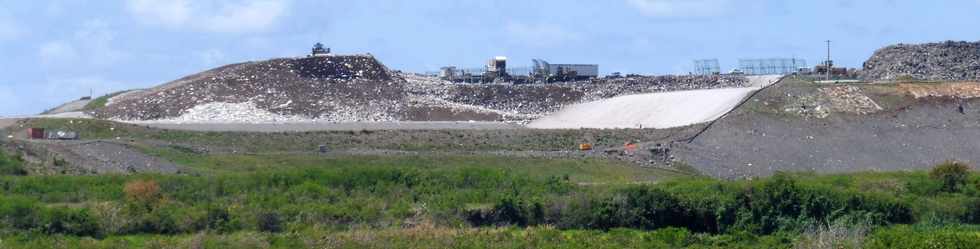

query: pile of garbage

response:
[96,55,406,122]
[404,74,747,120]
[862,41,980,81]
[93,55,748,123]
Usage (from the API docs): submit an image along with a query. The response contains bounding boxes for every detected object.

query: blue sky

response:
[2,0,980,115]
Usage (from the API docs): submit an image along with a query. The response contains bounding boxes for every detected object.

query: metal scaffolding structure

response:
[693,59,721,75]
[737,58,807,75]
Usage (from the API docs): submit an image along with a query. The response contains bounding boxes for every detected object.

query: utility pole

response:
[825,40,832,81]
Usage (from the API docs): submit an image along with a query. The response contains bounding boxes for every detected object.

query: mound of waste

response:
[862,41,980,81]
[93,54,749,123]
[405,74,748,120]
[96,55,406,122]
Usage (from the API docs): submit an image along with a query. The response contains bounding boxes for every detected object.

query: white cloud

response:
[203,0,287,33]
[38,20,125,67]
[39,41,80,64]
[125,0,288,33]
[505,21,583,47]
[626,0,731,18]
[126,0,192,27]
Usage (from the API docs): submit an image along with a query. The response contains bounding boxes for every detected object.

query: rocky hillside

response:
[862,41,980,81]
[96,55,405,121]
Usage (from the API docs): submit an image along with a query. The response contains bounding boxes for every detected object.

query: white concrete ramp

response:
[528,87,761,129]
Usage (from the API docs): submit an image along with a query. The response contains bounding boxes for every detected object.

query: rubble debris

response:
[818,86,882,114]
[862,41,980,81]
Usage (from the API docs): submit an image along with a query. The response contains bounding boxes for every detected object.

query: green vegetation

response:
[0,149,26,176]
[142,146,685,181]
[82,95,110,110]
[930,161,972,193]
[83,91,129,111]
[17,118,687,152]
[1,160,978,248]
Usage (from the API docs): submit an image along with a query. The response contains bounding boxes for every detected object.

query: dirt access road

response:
[132,121,525,132]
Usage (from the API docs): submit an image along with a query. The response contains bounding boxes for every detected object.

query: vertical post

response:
[825,40,832,81]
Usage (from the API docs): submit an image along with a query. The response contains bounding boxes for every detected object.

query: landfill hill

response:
[92,55,748,123]
[862,40,980,81]
[95,55,406,122]
[671,78,980,179]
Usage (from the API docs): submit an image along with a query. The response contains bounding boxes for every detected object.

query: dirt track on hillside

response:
[137,121,524,132]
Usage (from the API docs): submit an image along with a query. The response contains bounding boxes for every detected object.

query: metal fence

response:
[738,58,807,75]
[694,59,721,75]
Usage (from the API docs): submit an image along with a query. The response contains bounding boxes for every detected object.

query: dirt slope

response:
[673,78,980,179]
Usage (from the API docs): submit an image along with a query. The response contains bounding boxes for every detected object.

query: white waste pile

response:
[745,75,783,87]
[528,87,761,129]
[125,101,396,124]
[401,73,753,121]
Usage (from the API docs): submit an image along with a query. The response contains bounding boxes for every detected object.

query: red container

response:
[27,128,45,139]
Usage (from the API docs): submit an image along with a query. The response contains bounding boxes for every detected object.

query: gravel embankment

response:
[674,81,980,179]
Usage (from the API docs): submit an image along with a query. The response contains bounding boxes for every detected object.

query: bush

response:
[0,150,27,176]
[930,161,971,193]
[865,225,980,249]
[590,187,687,230]
[0,196,42,230]
[962,198,980,224]
[124,179,163,211]
[257,211,283,233]
[0,196,100,237]
[40,208,100,237]
[466,198,546,227]
[206,206,239,233]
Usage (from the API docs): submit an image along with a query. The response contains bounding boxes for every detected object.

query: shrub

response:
[466,198,547,227]
[124,179,163,211]
[929,161,971,193]
[0,150,27,176]
[257,211,283,233]
[590,187,687,230]
[207,206,238,233]
[0,196,42,230]
[40,208,100,237]
[962,198,980,224]
[865,225,980,249]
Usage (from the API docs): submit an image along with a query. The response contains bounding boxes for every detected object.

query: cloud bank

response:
[626,0,731,18]
[126,0,288,33]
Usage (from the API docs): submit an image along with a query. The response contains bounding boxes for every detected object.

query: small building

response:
[532,59,599,80]
[27,128,44,139]
[486,56,508,77]
[439,66,458,81]
[310,43,331,57]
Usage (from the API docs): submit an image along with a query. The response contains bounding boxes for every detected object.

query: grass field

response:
[140,147,687,183]
[1,157,978,248]
[15,118,693,153]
